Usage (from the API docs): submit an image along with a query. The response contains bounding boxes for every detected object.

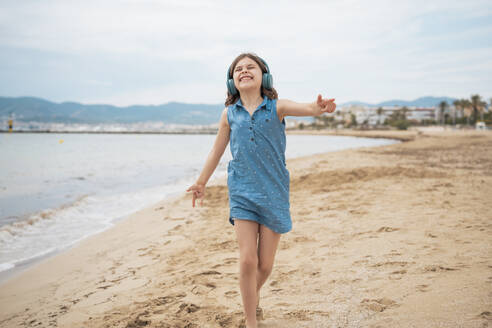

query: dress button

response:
[266,118,269,122]
[250,137,254,141]
[249,127,252,130]
[251,117,255,121]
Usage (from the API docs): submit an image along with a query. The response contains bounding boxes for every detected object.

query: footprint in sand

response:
[285,309,330,320]
[284,309,311,321]
[478,311,492,320]
[421,264,458,273]
[176,303,200,314]
[70,298,81,305]
[388,269,407,280]
[191,282,216,295]
[215,313,234,327]
[279,242,291,250]
[223,257,237,265]
[292,236,316,243]
[210,240,235,251]
[275,302,291,307]
[46,304,71,325]
[167,224,183,235]
[297,209,312,215]
[416,284,430,292]
[136,246,156,257]
[380,251,404,261]
[361,297,398,312]
[125,310,151,327]
[25,318,44,327]
[151,292,186,306]
[225,290,238,298]
[371,261,411,268]
[198,270,221,276]
[349,209,368,215]
[353,230,372,238]
[210,257,236,269]
[377,226,399,233]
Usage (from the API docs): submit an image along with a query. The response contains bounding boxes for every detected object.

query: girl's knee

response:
[239,253,258,274]
[257,262,273,277]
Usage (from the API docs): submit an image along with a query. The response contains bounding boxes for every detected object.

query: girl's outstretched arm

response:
[277,94,336,121]
[186,108,230,207]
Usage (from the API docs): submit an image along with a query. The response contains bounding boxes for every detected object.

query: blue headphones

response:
[226,56,273,96]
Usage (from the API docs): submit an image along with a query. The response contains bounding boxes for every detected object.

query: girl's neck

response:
[240,92,263,111]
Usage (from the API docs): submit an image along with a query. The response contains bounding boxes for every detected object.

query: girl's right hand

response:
[186,183,205,207]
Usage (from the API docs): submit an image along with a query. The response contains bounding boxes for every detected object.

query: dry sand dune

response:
[0,130,491,328]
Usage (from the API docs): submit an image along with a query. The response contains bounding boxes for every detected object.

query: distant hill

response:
[340,96,457,108]
[1,95,458,125]
[0,97,224,125]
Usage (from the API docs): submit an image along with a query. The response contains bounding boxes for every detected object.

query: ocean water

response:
[0,132,399,280]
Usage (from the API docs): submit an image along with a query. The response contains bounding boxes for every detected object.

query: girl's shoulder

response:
[270,98,284,122]
[220,106,230,128]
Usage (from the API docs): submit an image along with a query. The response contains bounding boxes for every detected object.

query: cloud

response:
[0,0,491,105]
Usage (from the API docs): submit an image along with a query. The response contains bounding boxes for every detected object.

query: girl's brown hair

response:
[224,52,278,106]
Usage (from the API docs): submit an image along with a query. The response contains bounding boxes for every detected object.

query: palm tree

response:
[470,94,486,124]
[463,99,472,126]
[376,107,383,126]
[459,99,468,121]
[489,98,492,120]
[350,113,357,127]
[401,106,409,120]
[438,101,449,125]
[452,99,461,125]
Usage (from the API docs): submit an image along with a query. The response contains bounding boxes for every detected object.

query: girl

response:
[186,52,336,328]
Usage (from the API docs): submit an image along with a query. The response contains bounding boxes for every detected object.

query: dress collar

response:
[234,96,270,111]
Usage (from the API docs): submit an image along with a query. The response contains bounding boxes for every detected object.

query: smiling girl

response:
[186,52,336,328]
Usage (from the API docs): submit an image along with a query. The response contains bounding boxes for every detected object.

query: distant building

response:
[339,105,440,126]
[406,107,436,122]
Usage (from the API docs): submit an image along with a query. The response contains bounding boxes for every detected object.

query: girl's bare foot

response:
[256,306,264,321]
[240,318,257,328]
[256,291,264,321]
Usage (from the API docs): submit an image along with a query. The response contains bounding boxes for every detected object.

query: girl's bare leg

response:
[256,224,281,308]
[234,219,260,328]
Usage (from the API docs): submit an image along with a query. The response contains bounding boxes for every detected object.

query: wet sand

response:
[0,129,491,328]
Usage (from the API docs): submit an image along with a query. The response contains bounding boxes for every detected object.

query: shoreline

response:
[0,132,400,286]
[0,130,219,135]
[0,130,490,327]
[0,126,475,141]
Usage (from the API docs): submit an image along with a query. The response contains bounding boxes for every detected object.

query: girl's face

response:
[232,56,263,93]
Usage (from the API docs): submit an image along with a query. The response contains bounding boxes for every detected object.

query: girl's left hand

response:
[314,94,336,115]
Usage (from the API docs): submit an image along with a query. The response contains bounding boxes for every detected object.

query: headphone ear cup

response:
[227,78,238,95]
[262,73,273,90]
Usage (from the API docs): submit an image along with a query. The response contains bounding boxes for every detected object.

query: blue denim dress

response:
[227,96,292,234]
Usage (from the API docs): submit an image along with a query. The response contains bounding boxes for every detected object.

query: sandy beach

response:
[0,129,491,328]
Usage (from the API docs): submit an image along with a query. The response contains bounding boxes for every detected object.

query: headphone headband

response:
[226,55,273,96]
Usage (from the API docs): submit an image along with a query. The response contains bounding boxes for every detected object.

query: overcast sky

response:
[1,0,491,106]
